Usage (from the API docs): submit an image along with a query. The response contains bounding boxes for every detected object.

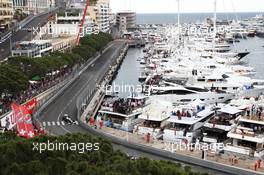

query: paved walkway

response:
[87,124,264,173]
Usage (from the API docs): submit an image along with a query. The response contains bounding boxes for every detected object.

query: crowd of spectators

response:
[102,97,146,115]
[0,68,72,116]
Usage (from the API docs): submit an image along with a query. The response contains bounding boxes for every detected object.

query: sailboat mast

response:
[177,0,180,45]
[213,0,217,46]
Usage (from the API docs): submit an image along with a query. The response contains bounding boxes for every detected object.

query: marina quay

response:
[2,0,264,175]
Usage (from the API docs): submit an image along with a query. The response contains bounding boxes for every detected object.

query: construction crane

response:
[76,0,90,46]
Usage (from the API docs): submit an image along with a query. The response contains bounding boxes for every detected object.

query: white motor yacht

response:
[163,102,214,143]
[147,83,234,105]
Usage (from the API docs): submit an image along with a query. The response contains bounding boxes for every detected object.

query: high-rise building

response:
[65,0,111,33]
[13,0,28,12]
[116,11,136,32]
[0,0,13,30]
[87,0,110,33]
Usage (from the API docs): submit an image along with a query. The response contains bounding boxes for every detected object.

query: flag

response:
[11,103,23,123]
[11,103,35,139]
[20,105,35,138]
[23,98,38,115]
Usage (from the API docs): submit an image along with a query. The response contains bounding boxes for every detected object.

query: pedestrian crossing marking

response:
[42,121,79,127]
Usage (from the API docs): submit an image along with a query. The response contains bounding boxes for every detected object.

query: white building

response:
[51,36,77,53]
[0,0,13,30]
[65,0,111,33]
[44,11,95,38]
[116,11,136,32]
[11,40,52,57]
[87,0,110,33]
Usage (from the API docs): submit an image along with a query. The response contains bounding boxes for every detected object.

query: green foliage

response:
[0,64,29,95]
[0,132,208,175]
[74,32,113,59]
[57,10,66,17]
[0,32,112,97]
[13,9,28,21]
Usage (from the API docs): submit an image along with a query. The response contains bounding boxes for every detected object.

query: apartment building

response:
[116,11,136,32]
[0,0,13,31]
[87,0,110,33]
[51,36,77,53]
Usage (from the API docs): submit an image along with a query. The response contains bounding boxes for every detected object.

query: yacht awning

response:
[218,106,242,115]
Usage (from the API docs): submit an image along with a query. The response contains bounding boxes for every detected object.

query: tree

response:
[0,64,29,95]
[0,132,206,175]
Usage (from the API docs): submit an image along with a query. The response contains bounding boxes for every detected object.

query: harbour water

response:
[231,37,264,79]
[111,48,143,97]
[114,13,264,96]
[112,37,264,96]
[137,12,264,24]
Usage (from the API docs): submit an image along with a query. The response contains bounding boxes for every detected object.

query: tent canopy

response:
[31,75,41,81]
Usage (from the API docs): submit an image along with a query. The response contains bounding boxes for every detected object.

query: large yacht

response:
[97,96,149,132]
[225,97,264,158]
[147,84,234,105]
[202,105,242,143]
[163,103,214,143]
[226,113,264,158]
[133,99,173,138]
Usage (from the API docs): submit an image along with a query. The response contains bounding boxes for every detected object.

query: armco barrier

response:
[76,43,127,121]
[33,42,116,128]
[0,67,77,130]
[33,54,100,128]
[0,42,111,127]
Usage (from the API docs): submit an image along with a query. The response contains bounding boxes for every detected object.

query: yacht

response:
[163,102,214,143]
[230,27,248,39]
[202,105,242,143]
[134,99,172,139]
[225,96,264,158]
[97,96,149,132]
[186,71,264,95]
[226,111,264,158]
[147,84,234,105]
[154,42,171,53]
[203,43,231,53]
